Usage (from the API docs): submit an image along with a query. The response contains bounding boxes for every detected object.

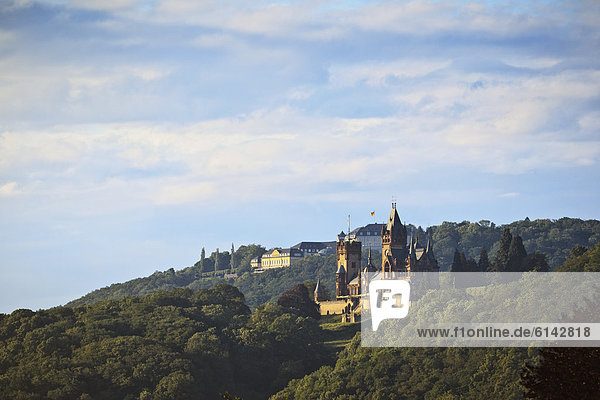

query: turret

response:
[426,238,436,260]
[336,264,347,298]
[381,204,407,248]
[314,279,325,302]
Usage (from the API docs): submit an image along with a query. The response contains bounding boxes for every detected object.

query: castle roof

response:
[348,276,360,286]
[385,207,407,240]
[350,223,385,236]
[292,241,330,250]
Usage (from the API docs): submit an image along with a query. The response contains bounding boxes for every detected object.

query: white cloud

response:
[500,56,562,70]
[2,96,598,213]
[328,60,452,87]
[0,182,20,197]
[154,180,216,206]
[0,0,598,210]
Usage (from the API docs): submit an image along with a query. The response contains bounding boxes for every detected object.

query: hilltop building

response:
[251,248,303,272]
[251,241,335,272]
[348,223,386,251]
[315,204,439,321]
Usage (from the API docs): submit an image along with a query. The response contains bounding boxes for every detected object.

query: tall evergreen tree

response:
[230,243,235,272]
[508,235,527,272]
[451,249,468,272]
[200,247,206,274]
[478,246,490,272]
[492,228,513,271]
[465,258,478,272]
[450,249,480,288]
[214,248,219,275]
[522,252,550,272]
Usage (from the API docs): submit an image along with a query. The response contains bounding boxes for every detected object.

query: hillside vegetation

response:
[0,285,327,400]
[272,334,531,399]
[68,217,599,309]
[2,242,600,399]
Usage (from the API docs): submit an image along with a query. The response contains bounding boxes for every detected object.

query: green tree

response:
[522,348,600,399]
[214,248,219,276]
[508,235,528,272]
[277,284,320,319]
[200,247,206,274]
[522,252,549,272]
[521,289,600,398]
[556,243,600,272]
[234,244,266,274]
[450,249,478,272]
[493,228,513,271]
[450,249,467,272]
[570,245,588,258]
[478,246,490,272]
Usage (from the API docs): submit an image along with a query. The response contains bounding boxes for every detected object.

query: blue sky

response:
[0,0,599,313]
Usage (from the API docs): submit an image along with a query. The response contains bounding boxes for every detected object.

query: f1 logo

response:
[369,279,410,330]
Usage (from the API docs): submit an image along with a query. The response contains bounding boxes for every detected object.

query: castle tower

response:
[335,264,347,298]
[336,238,361,283]
[381,203,408,273]
[336,235,361,299]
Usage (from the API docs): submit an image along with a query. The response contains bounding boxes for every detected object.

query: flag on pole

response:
[371,211,375,216]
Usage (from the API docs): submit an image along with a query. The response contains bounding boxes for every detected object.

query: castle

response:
[315,204,439,321]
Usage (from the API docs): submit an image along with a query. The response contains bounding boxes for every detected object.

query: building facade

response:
[349,223,386,251]
[254,248,304,270]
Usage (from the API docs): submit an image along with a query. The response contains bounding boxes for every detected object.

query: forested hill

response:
[4,246,600,399]
[417,217,600,269]
[0,285,328,399]
[67,217,600,308]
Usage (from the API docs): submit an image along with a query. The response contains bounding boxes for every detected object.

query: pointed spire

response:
[387,207,402,231]
[383,204,408,248]
[314,279,322,294]
[426,238,436,260]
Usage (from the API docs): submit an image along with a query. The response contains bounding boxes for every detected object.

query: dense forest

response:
[0,285,328,399]
[68,217,600,309]
[273,336,532,399]
[2,244,600,399]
